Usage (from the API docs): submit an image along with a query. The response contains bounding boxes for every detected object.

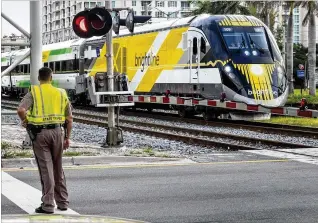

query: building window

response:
[294,7,299,14]
[294,15,299,24]
[181,1,190,10]
[294,25,299,35]
[294,36,300,43]
[97,2,101,7]
[168,1,177,7]
[112,1,115,7]
[84,2,89,8]
[132,1,136,6]
[155,11,165,18]
[156,1,164,7]
[105,1,109,8]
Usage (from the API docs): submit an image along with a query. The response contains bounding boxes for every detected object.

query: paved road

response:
[2,154,318,223]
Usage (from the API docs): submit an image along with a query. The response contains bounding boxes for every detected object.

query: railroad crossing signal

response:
[73,7,152,38]
[72,7,113,38]
[113,11,151,34]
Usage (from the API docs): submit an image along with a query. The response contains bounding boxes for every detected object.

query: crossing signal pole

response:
[72,3,151,146]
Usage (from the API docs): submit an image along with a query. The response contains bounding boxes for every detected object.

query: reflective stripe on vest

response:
[26,84,68,125]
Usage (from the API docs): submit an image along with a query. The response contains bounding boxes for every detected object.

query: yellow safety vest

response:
[26,84,69,125]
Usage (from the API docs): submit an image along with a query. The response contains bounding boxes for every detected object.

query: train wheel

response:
[178,108,194,118]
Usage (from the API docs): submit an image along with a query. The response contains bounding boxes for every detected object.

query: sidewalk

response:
[1,155,195,169]
[1,214,148,223]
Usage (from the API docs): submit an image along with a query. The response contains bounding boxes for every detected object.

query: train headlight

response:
[244,50,250,56]
[250,64,263,76]
[252,50,258,56]
[224,65,232,73]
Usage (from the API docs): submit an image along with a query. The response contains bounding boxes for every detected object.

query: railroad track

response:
[2,101,313,150]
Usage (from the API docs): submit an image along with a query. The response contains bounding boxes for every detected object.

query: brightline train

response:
[1,14,288,119]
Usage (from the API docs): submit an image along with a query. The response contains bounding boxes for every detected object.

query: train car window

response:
[23,65,28,73]
[27,65,30,73]
[61,60,67,71]
[49,62,54,71]
[66,60,74,71]
[55,61,61,72]
[44,62,48,67]
[1,66,9,72]
[193,37,198,55]
[201,37,206,53]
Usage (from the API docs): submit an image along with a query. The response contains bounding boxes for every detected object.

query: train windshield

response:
[220,26,273,63]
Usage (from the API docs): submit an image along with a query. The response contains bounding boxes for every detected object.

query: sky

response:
[1,0,30,37]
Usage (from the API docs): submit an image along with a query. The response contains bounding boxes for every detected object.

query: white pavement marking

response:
[1,171,79,215]
[242,148,318,166]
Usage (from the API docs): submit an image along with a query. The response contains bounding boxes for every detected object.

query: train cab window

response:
[201,37,206,54]
[193,37,198,55]
[55,61,61,72]
[61,60,67,71]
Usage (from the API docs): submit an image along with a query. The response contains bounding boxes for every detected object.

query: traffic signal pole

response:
[105,0,117,146]
[30,0,42,85]
[72,4,150,146]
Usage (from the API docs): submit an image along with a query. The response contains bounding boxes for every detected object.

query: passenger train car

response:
[1,14,288,118]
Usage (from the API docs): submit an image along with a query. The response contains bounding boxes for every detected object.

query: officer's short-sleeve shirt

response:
[18,92,72,116]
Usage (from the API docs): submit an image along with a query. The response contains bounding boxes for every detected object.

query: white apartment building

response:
[279,4,318,47]
[42,0,196,45]
[1,35,29,53]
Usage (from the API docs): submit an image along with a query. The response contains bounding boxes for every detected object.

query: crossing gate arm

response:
[127,95,318,118]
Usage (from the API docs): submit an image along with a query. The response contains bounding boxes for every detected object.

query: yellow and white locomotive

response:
[1,14,288,119]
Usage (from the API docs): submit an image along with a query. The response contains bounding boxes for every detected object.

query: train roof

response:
[1,14,266,60]
[190,14,266,27]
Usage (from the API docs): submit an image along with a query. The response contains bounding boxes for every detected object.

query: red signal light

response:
[72,8,112,39]
[90,14,106,30]
[75,16,88,32]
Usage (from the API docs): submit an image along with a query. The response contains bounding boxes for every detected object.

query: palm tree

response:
[284,1,302,94]
[300,1,318,96]
[286,1,295,94]
[191,1,251,15]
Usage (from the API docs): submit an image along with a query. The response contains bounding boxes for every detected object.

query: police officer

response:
[17,67,73,214]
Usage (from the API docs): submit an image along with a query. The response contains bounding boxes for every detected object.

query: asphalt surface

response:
[2,156,318,223]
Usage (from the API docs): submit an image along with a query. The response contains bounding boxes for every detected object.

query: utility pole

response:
[105,0,117,146]
[30,0,42,85]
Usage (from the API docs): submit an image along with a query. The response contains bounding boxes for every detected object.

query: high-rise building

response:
[42,0,196,44]
[279,3,318,47]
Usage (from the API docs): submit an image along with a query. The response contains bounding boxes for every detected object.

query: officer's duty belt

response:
[30,124,63,129]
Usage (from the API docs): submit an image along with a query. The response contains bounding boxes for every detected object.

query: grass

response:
[287,89,318,104]
[63,151,95,157]
[126,147,174,158]
[1,142,33,158]
[259,116,318,128]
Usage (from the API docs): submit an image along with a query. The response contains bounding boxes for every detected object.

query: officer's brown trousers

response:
[32,127,69,212]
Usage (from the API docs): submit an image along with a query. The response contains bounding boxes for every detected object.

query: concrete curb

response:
[1,155,196,169]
